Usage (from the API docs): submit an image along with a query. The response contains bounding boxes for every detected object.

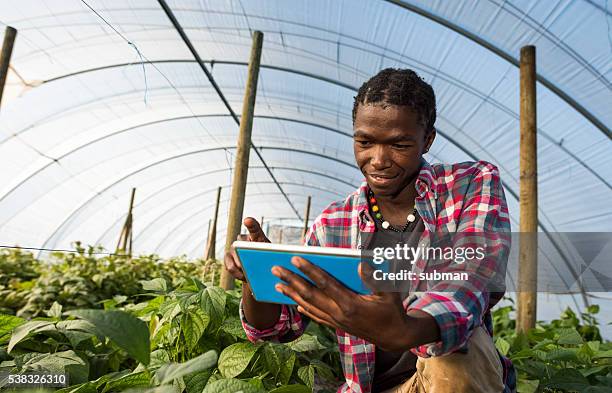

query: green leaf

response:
[543,369,589,391]
[22,350,89,385]
[56,320,97,347]
[140,278,168,293]
[593,349,612,358]
[218,342,260,378]
[279,352,296,385]
[587,304,600,314]
[310,359,335,381]
[181,307,210,350]
[46,301,63,319]
[136,296,166,317]
[557,327,583,345]
[220,317,247,340]
[102,372,151,393]
[202,379,266,393]
[184,370,212,393]
[200,286,226,326]
[155,350,218,385]
[495,337,510,356]
[287,334,326,352]
[269,385,311,393]
[545,348,578,362]
[67,309,151,365]
[0,314,24,344]
[517,379,538,393]
[8,320,55,352]
[298,365,316,389]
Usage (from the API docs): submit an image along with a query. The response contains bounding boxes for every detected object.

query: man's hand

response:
[226,217,281,331]
[272,257,440,351]
[224,217,270,281]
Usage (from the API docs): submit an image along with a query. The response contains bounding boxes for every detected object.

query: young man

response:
[225,68,515,393]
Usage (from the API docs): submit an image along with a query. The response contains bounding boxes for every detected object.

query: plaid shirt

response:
[240,160,516,393]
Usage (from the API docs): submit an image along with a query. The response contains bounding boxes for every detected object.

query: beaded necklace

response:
[368,189,418,233]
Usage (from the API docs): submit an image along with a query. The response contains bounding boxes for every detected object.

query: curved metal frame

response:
[95,165,356,245]
[14,4,608,139]
[385,0,610,139]
[39,145,362,251]
[6,59,608,190]
[0,113,352,204]
[150,186,336,254]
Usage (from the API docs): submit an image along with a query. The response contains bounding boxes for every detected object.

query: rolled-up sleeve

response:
[239,301,308,343]
[409,162,510,357]
[239,217,324,343]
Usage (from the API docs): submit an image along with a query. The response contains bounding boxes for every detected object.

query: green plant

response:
[492,301,612,393]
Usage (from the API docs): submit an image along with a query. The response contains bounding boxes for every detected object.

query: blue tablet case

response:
[237,247,373,304]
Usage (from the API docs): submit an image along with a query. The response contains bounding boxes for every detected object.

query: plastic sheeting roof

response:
[0,0,611,263]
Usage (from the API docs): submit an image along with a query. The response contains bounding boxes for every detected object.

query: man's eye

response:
[356,140,371,146]
[392,144,412,149]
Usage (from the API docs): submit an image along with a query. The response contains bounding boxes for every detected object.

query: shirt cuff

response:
[239,299,306,343]
[407,292,476,357]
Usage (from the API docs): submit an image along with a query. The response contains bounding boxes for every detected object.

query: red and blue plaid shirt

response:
[241,160,516,393]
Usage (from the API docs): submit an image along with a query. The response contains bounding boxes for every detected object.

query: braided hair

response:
[352,68,436,133]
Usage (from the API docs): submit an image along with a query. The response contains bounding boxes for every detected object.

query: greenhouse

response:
[0,0,611,392]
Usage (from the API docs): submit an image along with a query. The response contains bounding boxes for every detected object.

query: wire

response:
[0,244,122,256]
[157,0,302,220]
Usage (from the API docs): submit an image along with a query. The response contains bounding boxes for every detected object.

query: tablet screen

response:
[234,241,374,304]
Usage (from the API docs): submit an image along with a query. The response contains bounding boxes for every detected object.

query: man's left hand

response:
[272,256,432,351]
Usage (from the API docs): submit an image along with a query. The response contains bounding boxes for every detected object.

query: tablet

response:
[233,241,374,304]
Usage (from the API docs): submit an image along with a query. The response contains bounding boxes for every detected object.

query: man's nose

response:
[370,145,391,170]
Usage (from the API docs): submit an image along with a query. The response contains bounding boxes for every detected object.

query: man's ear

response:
[423,128,436,153]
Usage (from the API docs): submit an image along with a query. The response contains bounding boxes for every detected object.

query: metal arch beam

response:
[46,59,356,91]
[149,186,337,254]
[95,165,356,246]
[33,140,587,304]
[38,145,362,252]
[169,198,313,256]
[385,0,610,140]
[172,195,330,256]
[21,59,610,190]
[185,215,313,258]
[0,113,352,204]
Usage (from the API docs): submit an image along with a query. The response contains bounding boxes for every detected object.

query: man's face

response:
[353,103,435,197]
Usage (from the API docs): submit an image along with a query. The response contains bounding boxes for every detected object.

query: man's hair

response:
[352,68,436,133]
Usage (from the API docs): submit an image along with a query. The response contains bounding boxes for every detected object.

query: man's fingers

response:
[224,251,245,281]
[358,262,392,297]
[243,217,270,243]
[275,282,335,327]
[291,256,353,305]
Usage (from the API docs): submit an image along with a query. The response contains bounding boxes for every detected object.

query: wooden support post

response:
[116,188,136,257]
[205,219,211,257]
[220,31,264,290]
[205,186,222,260]
[301,195,311,240]
[0,26,17,108]
[517,45,538,333]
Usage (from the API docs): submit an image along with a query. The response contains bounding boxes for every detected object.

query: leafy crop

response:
[0,249,610,392]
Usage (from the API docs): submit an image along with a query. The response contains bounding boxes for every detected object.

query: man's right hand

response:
[224,217,270,282]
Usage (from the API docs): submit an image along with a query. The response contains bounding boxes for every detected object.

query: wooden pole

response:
[220,31,264,290]
[205,219,211,256]
[116,188,136,256]
[205,186,222,260]
[517,45,538,333]
[301,195,311,240]
[0,27,17,109]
